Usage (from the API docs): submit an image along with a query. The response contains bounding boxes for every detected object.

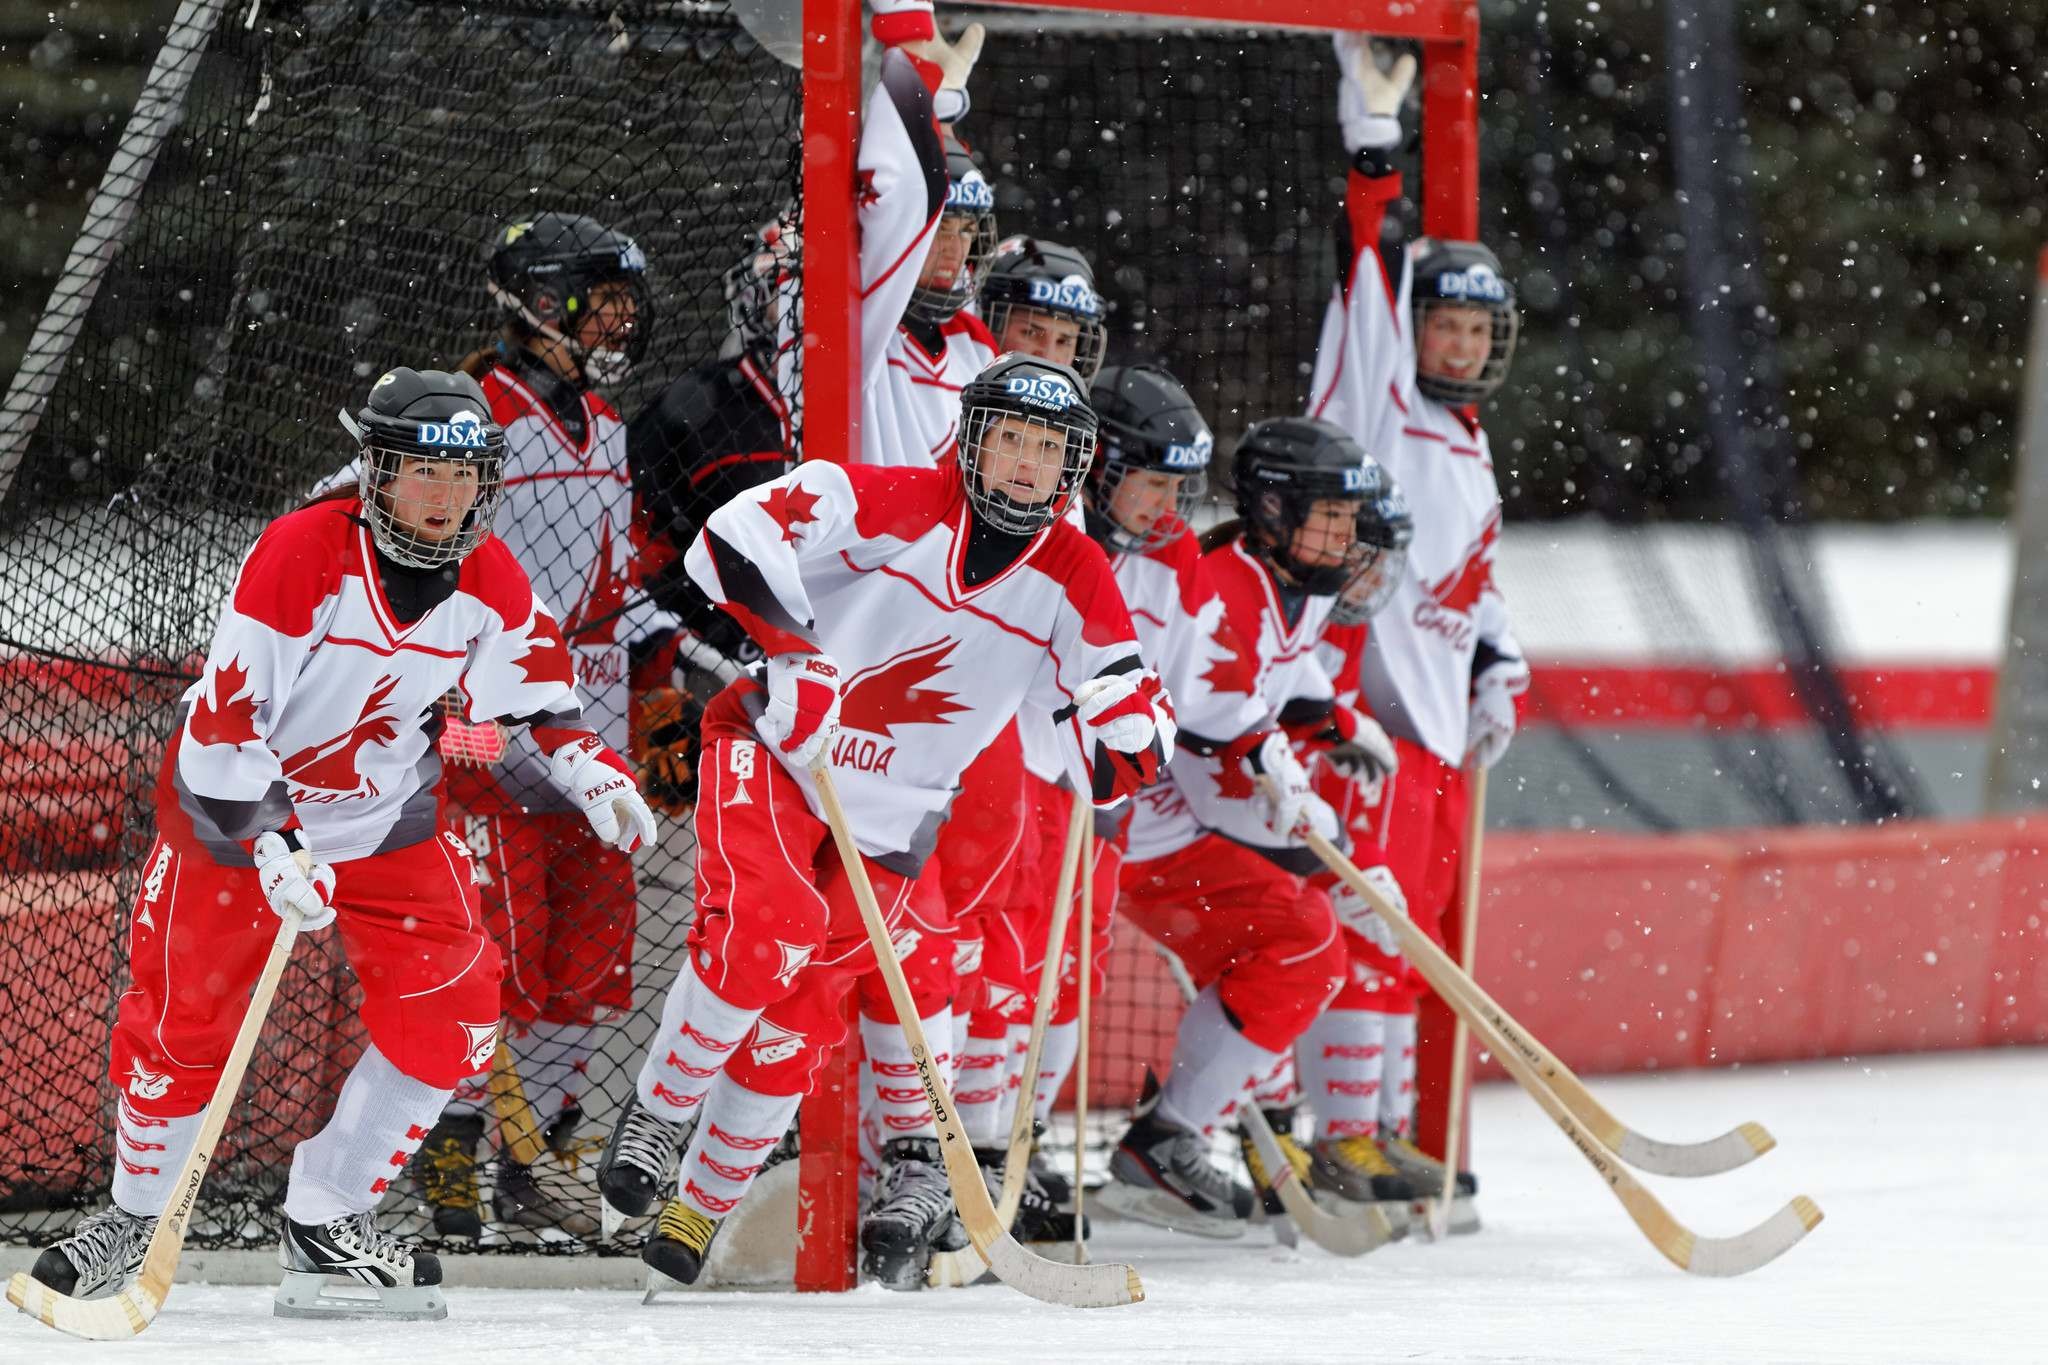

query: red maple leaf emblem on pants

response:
[189,657,263,747]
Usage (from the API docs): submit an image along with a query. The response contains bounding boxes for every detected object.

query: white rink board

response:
[7,1048,2044,1365]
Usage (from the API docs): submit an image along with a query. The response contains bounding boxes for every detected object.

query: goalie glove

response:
[1075,669,1176,800]
[760,650,842,769]
[906,21,986,123]
[1247,731,1338,844]
[633,686,704,817]
[544,732,658,854]
[1333,32,1417,153]
[253,829,336,932]
[1330,862,1405,959]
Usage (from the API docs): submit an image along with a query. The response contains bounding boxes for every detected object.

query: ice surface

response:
[6,1048,2043,1364]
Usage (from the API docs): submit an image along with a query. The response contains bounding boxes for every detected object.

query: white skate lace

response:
[616,1105,683,1182]
[330,1213,409,1268]
[61,1207,152,1281]
[873,1153,955,1232]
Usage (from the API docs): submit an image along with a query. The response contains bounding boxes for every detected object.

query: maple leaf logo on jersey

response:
[1198,599,1258,697]
[280,675,402,795]
[839,639,970,737]
[761,483,822,544]
[565,519,628,646]
[188,657,263,747]
[515,612,575,688]
[857,169,880,209]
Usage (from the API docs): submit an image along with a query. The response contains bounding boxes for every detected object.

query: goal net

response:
[1,0,1477,1279]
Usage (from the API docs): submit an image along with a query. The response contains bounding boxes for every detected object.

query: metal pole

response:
[1984,247,2048,813]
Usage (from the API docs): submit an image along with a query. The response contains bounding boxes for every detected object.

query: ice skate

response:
[1029,1132,1073,1210]
[596,1094,689,1239]
[975,1145,1086,1243]
[639,1197,724,1293]
[1381,1134,1481,1234]
[494,1158,599,1240]
[1238,1109,1313,1217]
[861,1137,969,1291]
[274,1212,446,1321]
[27,1206,157,1300]
[414,1112,484,1240]
[1098,1078,1254,1239]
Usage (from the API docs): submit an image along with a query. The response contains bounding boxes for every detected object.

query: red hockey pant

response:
[442,781,637,1028]
[111,831,502,1117]
[691,728,945,1095]
[1119,834,1346,1053]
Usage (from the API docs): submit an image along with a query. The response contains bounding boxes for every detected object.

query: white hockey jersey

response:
[162,498,583,865]
[1124,534,1340,873]
[684,459,1153,873]
[1306,165,1526,767]
[853,48,999,470]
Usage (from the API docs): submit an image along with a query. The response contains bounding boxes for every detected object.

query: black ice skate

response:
[414,1112,485,1240]
[974,1145,1087,1244]
[639,1197,725,1291]
[28,1206,157,1300]
[275,1212,446,1321]
[494,1158,599,1241]
[1029,1133,1073,1210]
[861,1137,969,1291]
[542,1102,585,1157]
[596,1093,690,1239]
[1098,1073,1254,1239]
[1379,1134,1481,1235]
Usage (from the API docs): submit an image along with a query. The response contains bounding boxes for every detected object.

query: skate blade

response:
[1092,1182,1247,1240]
[273,1271,447,1322]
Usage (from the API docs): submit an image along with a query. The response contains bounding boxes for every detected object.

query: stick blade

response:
[1277,1181,1392,1258]
[1681,1196,1824,1277]
[7,1270,159,1340]
[1617,1120,1777,1178]
[980,1230,1143,1307]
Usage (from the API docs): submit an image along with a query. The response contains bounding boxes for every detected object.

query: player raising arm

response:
[23,370,652,1321]
[594,356,1173,1291]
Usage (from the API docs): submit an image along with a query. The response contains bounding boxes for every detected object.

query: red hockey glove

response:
[761,650,843,768]
[1076,671,1176,801]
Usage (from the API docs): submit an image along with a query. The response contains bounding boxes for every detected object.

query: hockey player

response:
[595,354,1174,1290]
[25,369,654,1317]
[981,234,1110,381]
[412,212,673,1241]
[1099,416,1400,1238]
[1302,36,1527,1202]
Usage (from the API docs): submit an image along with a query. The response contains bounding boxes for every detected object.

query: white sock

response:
[1250,1051,1301,1110]
[109,1098,204,1218]
[636,968,761,1120]
[992,1021,1031,1138]
[284,1043,453,1225]
[1380,1010,1419,1139]
[514,1020,595,1129]
[954,1024,1012,1146]
[859,1009,952,1143]
[1297,1009,1385,1140]
[675,1073,802,1221]
[1034,1019,1081,1124]
[1156,986,1279,1137]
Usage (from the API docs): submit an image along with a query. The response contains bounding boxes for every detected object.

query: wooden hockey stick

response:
[1071,821,1092,1265]
[488,1040,550,1168]
[994,788,1090,1226]
[812,764,1142,1308]
[8,908,304,1339]
[1429,763,1486,1240]
[1157,948,1394,1258]
[1307,831,1822,1276]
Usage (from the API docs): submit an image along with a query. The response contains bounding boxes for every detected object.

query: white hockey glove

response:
[253,830,336,932]
[1322,704,1399,806]
[1250,731,1339,844]
[1334,32,1417,153]
[1467,665,1521,771]
[548,733,659,854]
[1331,863,1405,958]
[760,649,843,769]
[906,22,986,123]
[869,0,936,47]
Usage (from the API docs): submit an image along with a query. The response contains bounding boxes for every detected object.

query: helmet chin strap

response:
[488,282,630,389]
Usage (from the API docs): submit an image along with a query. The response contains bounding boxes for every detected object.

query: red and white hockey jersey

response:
[1125,535,1339,872]
[852,48,999,470]
[1306,165,1525,768]
[684,459,1148,873]
[476,360,677,811]
[162,499,583,865]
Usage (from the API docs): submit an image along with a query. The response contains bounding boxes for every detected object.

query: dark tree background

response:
[5,0,2042,521]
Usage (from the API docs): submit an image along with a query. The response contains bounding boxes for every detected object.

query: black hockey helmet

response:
[487,211,652,387]
[1409,238,1517,405]
[723,206,800,359]
[1327,468,1414,625]
[1231,416,1388,596]
[1084,363,1211,555]
[340,367,507,569]
[981,235,1108,383]
[958,353,1099,535]
[906,133,998,327]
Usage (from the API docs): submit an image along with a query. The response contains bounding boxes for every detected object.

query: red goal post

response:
[792,0,1483,1292]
